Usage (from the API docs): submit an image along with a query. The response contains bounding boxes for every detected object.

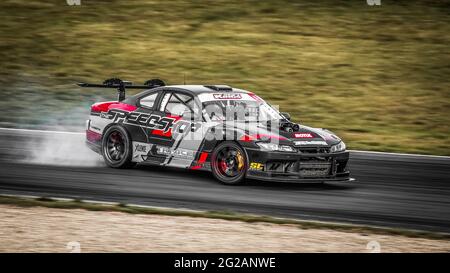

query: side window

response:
[140,93,158,109]
[161,92,194,117]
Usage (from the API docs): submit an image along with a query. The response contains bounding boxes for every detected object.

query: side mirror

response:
[281,112,291,121]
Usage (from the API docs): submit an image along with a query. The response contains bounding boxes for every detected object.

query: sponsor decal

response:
[101,109,201,138]
[294,133,314,138]
[213,93,242,100]
[101,109,176,132]
[156,146,195,159]
[90,125,101,131]
[294,140,328,146]
[249,162,264,171]
[134,144,147,153]
[131,142,153,162]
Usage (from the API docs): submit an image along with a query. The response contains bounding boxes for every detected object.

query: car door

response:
[148,90,205,168]
[128,90,165,163]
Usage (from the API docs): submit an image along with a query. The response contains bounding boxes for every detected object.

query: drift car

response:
[79,78,352,185]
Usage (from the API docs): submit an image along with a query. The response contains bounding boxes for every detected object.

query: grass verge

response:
[0,0,449,154]
[0,195,449,241]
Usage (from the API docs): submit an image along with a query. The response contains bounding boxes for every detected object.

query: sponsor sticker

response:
[294,140,328,146]
[134,144,147,153]
[249,162,263,171]
[294,133,314,138]
[156,146,195,159]
[213,93,242,100]
[132,142,153,162]
[101,109,176,132]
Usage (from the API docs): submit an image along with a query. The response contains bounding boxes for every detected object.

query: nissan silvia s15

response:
[80,78,353,185]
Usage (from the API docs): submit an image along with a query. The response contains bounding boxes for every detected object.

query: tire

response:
[102,125,136,168]
[211,141,248,185]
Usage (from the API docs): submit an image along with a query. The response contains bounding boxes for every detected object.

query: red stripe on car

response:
[151,114,181,137]
[152,129,172,137]
[91,101,137,113]
[190,152,209,170]
[86,129,102,142]
[240,134,287,142]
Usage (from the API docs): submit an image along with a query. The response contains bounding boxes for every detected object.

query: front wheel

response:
[102,125,135,168]
[211,141,248,185]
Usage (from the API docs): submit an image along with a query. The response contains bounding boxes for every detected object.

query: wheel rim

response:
[105,131,126,162]
[214,146,245,178]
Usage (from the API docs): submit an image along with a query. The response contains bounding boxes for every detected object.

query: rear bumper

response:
[86,140,101,154]
[245,148,353,183]
[85,129,102,154]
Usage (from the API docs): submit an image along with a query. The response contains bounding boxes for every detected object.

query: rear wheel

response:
[102,125,135,168]
[211,141,247,185]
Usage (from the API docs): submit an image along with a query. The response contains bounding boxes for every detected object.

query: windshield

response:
[202,99,284,122]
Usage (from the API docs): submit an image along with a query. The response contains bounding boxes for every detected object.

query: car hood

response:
[218,121,342,147]
[281,125,342,147]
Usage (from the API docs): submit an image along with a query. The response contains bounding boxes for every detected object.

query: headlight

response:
[330,141,346,153]
[256,142,296,152]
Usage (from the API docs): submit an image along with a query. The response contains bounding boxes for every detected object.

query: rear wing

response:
[77,78,165,101]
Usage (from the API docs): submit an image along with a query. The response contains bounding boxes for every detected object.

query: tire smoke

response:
[23,130,104,167]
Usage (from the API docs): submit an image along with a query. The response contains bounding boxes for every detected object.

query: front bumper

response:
[245,148,353,183]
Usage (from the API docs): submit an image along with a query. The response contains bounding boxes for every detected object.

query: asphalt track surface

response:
[0,128,449,233]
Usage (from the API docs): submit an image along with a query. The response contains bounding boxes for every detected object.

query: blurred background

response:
[0,0,448,155]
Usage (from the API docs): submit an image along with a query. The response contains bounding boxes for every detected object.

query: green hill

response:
[0,0,449,155]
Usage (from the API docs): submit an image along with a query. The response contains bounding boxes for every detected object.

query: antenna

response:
[183,73,186,85]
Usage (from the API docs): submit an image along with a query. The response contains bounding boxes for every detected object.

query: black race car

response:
[79,78,352,185]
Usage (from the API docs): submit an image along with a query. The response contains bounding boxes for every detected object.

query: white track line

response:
[0,127,448,159]
[348,149,450,159]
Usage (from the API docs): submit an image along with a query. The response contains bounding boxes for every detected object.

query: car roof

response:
[124,85,250,105]
[166,85,216,93]
[134,85,249,97]
[165,85,249,94]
